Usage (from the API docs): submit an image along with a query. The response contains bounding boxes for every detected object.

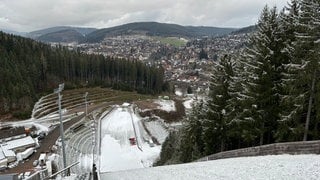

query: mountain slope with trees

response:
[231,25,257,35]
[26,26,97,38]
[0,31,166,119]
[84,22,237,43]
[37,29,85,43]
[156,0,320,166]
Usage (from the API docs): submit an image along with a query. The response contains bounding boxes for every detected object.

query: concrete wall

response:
[197,140,320,162]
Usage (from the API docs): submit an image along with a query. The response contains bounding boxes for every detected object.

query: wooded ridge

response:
[0,32,167,119]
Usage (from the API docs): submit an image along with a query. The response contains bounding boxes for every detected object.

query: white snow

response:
[153,100,176,112]
[183,99,194,109]
[79,154,92,171]
[122,102,130,107]
[31,122,49,134]
[58,174,77,180]
[100,106,161,173]
[175,90,183,96]
[144,121,168,144]
[101,154,320,180]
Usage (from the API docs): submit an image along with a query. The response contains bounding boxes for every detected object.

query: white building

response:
[1,136,36,152]
[0,136,36,168]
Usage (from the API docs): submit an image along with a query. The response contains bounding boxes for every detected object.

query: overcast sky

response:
[0,0,288,32]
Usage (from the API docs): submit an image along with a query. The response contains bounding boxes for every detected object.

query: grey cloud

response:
[0,0,288,32]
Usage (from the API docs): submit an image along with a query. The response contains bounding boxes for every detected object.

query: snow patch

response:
[183,99,194,109]
[175,90,183,96]
[153,100,176,112]
[31,122,49,134]
[122,102,130,107]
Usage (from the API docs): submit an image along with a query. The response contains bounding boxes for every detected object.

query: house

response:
[1,147,16,164]
[0,149,7,169]
[0,136,36,168]
[1,136,36,152]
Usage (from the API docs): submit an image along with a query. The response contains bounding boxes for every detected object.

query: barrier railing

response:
[197,140,320,162]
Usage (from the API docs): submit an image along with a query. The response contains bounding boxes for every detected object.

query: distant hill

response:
[26,26,97,42]
[231,25,257,35]
[85,22,237,43]
[0,29,26,37]
[23,22,239,43]
[37,29,85,43]
[185,26,236,37]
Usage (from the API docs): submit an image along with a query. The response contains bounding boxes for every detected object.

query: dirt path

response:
[1,103,109,175]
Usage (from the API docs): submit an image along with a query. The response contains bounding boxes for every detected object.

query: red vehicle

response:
[129,137,136,145]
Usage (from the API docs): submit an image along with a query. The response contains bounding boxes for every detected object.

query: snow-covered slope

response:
[100,154,320,180]
[99,105,161,172]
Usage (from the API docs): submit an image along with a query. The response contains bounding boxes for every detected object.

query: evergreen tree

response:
[155,131,181,166]
[240,6,284,145]
[187,86,193,94]
[199,48,208,60]
[179,100,205,162]
[203,55,234,154]
[280,0,320,141]
[0,31,166,117]
[277,0,303,142]
[224,55,248,149]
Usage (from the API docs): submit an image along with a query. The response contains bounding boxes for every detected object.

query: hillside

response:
[0,31,165,119]
[85,22,237,43]
[26,26,96,39]
[231,25,257,34]
[37,29,85,43]
[21,22,237,43]
[0,29,27,37]
[185,26,236,37]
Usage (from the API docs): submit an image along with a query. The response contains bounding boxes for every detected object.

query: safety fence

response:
[197,140,320,162]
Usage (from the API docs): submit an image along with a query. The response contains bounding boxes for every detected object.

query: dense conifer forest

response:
[0,32,166,118]
[156,0,320,165]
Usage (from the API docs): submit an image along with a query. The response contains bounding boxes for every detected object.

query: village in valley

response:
[63,33,249,94]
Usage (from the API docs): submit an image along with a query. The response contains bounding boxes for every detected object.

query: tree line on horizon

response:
[156,0,320,165]
[0,32,167,118]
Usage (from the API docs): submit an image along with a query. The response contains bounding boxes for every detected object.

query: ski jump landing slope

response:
[99,104,160,173]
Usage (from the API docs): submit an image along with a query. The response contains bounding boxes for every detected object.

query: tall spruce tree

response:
[281,0,320,141]
[203,55,234,154]
[240,6,284,145]
[225,55,249,149]
[179,100,205,162]
[277,0,302,142]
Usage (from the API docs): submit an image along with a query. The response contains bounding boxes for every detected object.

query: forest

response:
[156,0,320,165]
[0,32,166,118]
